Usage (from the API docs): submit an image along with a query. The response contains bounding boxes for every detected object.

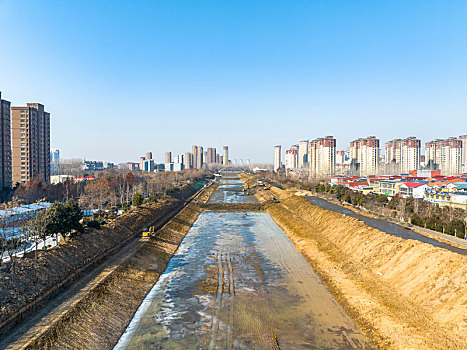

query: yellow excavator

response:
[142,226,155,237]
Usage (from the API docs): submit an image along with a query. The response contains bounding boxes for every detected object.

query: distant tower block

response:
[274,145,282,172]
[223,146,229,166]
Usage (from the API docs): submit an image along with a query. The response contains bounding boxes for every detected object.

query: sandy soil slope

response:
[265,194,467,349]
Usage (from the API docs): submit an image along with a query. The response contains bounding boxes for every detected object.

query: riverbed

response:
[114,177,370,349]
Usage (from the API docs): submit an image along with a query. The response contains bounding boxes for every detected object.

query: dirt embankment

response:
[197,181,219,203]
[238,173,293,202]
[264,194,467,349]
[16,202,202,350]
[0,186,197,335]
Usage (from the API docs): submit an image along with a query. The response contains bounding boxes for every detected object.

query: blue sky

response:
[0,0,466,163]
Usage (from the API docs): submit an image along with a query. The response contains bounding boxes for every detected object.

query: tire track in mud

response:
[208,248,224,350]
[225,250,235,350]
[116,177,372,349]
[209,247,237,350]
[255,214,366,349]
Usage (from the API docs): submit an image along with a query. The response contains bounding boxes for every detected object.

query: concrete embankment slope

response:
[265,194,467,349]
[0,184,199,342]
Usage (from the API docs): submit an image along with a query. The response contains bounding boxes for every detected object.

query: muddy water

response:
[208,178,258,204]
[115,178,370,349]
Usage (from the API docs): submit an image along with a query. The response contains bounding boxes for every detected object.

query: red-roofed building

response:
[74,175,96,182]
[409,170,441,177]
[427,177,465,188]
[399,182,428,198]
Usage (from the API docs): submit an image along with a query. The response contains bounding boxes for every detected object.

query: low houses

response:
[50,175,95,184]
[399,182,428,199]
[0,202,52,225]
[74,175,96,182]
[326,172,467,206]
[424,189,467,208]
[450,194,467,209]
[378,180,404,196]
[50,175,74,184]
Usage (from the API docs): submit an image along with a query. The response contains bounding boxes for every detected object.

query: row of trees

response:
[78,170,208,216]
[11,169,208,211]
[0,200,83,273]
[1,169,210,274]
[313,183,467,239]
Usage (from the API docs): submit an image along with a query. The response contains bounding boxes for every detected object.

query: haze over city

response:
[1,0,467,163]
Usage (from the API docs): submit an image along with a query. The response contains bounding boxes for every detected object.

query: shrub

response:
[86,220,101,229]
[83,217,106,230]
[133,193,144,207]
[410,215,424,227]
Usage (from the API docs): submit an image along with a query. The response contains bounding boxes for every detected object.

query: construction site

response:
[0,173,465,349]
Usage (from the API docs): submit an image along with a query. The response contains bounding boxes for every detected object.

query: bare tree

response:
[28,209,53,259]
[4,207,27,274]
[464,206,467,239]
[0,205,10,267]
[60,158,85,176]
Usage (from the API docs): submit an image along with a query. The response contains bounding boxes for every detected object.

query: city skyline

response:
[1,1,467,163]
[278,133,466,177]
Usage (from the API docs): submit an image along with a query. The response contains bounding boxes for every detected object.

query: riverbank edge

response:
[0,182,210,348]
[297,190,467,251]
[263,194,467,349]
[236,173,467,348]
[14,202,203,350]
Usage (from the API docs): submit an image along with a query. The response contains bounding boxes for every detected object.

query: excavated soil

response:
[264,194,467,349]
[16,203,202,350]
[0,187,197,338]
[115,176,372,349]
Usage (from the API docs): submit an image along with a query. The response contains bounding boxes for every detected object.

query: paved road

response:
[304,194,467,255]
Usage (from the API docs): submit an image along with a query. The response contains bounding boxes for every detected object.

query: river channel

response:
[114,177,370,349]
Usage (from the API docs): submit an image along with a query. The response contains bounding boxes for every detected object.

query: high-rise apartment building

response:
[285,145,298,170]
[459,135,467,171]
[142,158,154,172]
[11,103,50,185]
[385,139,401,167]
[0,92,12,188]
[336,150,346,168]
[385,137,420,174]
[165,151,172,163]
[184,152,192,169]
[139,152,153,172]
[350,136,380,176]
[206,147,217,164]
[173,154,183,165]
[425,138,462,176]
[309,136,336,178]
[298,140,309,168]
[50,149,60,175]
[223,146,229,166]
[197,146,204,169]
[192,145,198,169]
[274,145,282,172]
